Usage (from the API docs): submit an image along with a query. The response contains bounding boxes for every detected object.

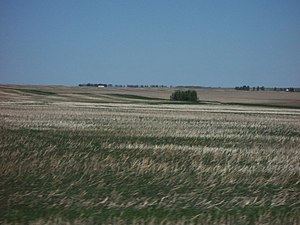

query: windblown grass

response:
[0,87,300,224]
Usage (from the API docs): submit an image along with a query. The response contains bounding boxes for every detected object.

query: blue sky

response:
[1,0,300,87]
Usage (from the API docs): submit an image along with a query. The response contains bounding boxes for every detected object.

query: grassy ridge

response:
[106,94,164,101]
[3,87,57,96]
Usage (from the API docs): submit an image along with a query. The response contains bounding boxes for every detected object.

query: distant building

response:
[286,88,294,92]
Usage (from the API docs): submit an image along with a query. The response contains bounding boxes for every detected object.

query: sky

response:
[1,0,300,87]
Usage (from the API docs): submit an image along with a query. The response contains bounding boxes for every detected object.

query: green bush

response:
[170,90,198,102]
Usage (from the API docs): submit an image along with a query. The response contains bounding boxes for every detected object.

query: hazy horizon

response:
[1,1,300,87]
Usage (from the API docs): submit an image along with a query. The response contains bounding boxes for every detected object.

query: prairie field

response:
[0,85,300,224]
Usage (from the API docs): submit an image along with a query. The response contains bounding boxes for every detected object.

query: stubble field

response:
[0,85,300,224]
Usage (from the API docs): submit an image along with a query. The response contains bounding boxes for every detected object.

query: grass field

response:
[0,85,300,224]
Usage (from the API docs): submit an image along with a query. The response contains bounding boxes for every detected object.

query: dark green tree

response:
[170,90,198,102]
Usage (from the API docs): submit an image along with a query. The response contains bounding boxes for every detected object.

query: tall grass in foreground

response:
[0,102,300,224]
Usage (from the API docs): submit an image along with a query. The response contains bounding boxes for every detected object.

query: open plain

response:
[0,85,300,224]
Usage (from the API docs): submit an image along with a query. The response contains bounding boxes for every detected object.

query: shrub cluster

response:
[170,90,198,102]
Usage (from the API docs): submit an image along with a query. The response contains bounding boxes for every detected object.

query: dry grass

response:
[0,85,300,224]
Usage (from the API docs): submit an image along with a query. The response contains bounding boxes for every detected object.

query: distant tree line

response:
[235,85,299,92]
[235,85,265,91]
[78,83,299,92]
[170,90,198,102]
[126,84,168,88]
[79,83,169,88]
[78,83,206,89]
[79,83,112,87]
[235,85,251,91]
[274,87,295,92]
